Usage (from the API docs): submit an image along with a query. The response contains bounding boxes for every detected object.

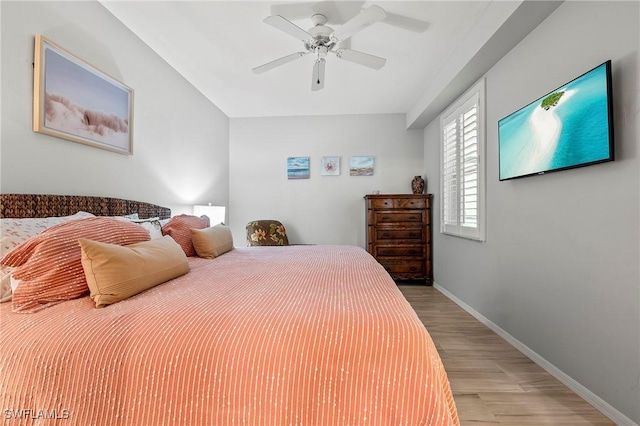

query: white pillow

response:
[1,211,96,255]
[130,218,163,240]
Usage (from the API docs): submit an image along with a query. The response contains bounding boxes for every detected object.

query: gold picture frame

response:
[33,35,134,155]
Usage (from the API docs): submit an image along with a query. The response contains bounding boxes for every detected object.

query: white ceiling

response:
[100,1,562,126]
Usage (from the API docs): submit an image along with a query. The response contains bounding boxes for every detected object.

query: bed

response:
[0,194,459,425]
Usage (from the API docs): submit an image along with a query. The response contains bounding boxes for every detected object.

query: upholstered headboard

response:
[0,194,171,219]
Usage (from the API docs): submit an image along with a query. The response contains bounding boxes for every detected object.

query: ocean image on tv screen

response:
[498,63,611,180]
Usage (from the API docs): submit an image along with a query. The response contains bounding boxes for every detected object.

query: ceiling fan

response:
[252,5,387,91]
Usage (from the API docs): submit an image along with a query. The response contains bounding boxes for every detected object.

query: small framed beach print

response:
[321,156,340,176]
[349,156,374,176]
[33,35,134,155]
[287,157,310,179]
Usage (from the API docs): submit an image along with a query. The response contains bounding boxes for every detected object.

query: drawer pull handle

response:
[382,233,391,237]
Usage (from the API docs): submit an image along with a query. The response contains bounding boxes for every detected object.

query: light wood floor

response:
[398,285,614,426]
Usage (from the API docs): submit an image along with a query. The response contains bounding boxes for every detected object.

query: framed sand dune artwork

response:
[33,35,134,155]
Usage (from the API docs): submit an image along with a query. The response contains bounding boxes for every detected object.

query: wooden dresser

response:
[364,194,432,283]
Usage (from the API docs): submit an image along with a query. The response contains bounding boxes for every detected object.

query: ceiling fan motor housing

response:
[305,17,336,54]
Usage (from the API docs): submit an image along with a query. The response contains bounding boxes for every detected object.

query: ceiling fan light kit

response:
[253,5,388,91]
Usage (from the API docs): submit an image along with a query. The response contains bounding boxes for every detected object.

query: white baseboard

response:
[433,282,638,426]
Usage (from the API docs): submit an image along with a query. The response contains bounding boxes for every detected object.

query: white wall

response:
[0,1,229,214]
[229,114,423,246]
[424,1,639,423]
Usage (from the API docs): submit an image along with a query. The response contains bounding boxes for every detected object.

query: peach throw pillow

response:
[190,224,234,259]
[79,236,189,308]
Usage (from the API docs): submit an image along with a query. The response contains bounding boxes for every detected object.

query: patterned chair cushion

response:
[246,220,289,246]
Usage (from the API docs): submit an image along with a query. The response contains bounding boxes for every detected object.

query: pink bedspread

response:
[0,245,458,425]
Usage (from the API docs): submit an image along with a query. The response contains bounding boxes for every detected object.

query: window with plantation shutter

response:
[440,79,485,241]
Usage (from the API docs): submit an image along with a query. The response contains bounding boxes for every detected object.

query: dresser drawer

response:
[377,259,425,275]
[374,245,425,257]
[374,228,424,241]
[369,198,427,210]
[371,211,424,224]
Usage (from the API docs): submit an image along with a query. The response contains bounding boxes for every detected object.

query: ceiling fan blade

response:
[334,48,386,70]
[331,5,386,42]
[311,59,325,91]
[252,52,308,74]
[383,12,429,33]
[263,15,312,41]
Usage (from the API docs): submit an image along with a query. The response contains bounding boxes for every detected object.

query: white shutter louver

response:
[442,120,458,227]
[461,104,478,228]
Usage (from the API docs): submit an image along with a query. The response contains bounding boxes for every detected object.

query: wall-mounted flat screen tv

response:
[498,60,614,181]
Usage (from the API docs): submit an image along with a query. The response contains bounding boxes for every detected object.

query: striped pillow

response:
[0,212,96,303]
[161,214,210,257]
[1,217,150,313]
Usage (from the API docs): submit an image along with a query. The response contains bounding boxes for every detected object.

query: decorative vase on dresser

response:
[411,175,425,194]
[364,194,433,284]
